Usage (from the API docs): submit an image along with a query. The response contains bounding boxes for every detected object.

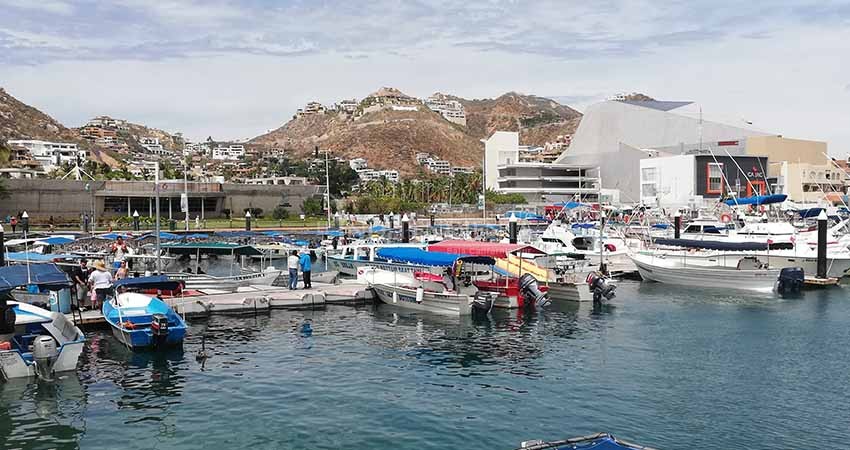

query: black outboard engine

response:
[0,297,16,335]
[519,273,551,308]
[776,267,804,296]
[151,313,169,346]
[586,271,616,302]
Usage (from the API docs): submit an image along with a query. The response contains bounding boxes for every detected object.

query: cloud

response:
[0,0,837,65]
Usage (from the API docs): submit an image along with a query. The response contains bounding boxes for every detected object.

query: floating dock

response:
[67,281,375,329]
[803,276,840,287]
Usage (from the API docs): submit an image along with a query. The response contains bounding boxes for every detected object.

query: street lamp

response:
[245,210,252,231]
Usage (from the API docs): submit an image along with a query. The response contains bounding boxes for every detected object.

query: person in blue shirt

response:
[298,250,312,289]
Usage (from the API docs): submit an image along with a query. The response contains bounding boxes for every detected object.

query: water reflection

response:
[0,375,87,449]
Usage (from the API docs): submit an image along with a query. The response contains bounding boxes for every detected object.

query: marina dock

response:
[66,281,375,328]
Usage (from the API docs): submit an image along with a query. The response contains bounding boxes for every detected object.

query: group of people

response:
[69,236,133,311]
[286,250,313,290]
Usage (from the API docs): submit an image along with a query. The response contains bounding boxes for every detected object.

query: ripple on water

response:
[3,282,850,449]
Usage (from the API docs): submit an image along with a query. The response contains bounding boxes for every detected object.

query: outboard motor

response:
[33,336,58,381]
[519,274,551,308]
[150,313,169,346]
[471,292,496,314]
[776,267,804,296]
[586,271,617,303]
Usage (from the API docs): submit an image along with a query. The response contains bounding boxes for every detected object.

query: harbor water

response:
[2,281,850,449]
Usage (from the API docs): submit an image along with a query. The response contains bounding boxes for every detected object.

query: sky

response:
[1,0,849,153]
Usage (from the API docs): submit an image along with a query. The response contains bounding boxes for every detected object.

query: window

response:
[706,163,724,194]
[641,167,657,182]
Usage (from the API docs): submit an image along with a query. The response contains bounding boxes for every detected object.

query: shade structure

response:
[428,240,545,258]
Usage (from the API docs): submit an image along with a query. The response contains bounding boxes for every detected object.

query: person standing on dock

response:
[287,250,300,290]
[88,261,113,309]
[72,259,91,310]
[299,250,312,289]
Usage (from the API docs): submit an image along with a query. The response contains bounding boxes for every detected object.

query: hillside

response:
[460,92,583,145]
[0,87,83,145]
[251,107,482,176]
[251,89,585,175]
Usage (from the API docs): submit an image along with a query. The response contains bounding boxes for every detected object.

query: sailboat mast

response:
[155,161,162,274]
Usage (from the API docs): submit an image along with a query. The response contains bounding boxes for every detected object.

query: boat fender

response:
[0,341,11,351]
[720,213,732,224]
[759,205,766,213]
[604,243,616,252]
[123,321,136,330]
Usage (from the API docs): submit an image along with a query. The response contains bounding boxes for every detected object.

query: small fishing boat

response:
[517,432,656,450]
[370,252,502,315]
[103,276,188,349]
[0,264,86,381]
[325,238,428,277]
[630,251,783,292]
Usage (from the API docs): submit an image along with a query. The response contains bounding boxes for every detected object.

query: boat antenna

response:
[698,107,739,211]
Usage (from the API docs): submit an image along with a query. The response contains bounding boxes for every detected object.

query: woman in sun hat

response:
[87,261,114,309]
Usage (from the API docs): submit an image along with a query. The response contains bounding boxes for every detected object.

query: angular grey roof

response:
[620,100,693,111]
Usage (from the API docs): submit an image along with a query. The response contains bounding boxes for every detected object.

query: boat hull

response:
[327,256,432,278]
[545,282,593,302]
[372,284,474,315]
[631,253,780,292]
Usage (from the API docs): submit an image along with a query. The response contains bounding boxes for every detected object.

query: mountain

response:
[0,87,82,145]
[250,89,585,176]
[459,92,583,145]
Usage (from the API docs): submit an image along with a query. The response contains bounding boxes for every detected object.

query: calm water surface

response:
[2,281,850,449]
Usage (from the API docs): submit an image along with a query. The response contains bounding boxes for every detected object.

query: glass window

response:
[641,167,657,182]
[707,163,723,193]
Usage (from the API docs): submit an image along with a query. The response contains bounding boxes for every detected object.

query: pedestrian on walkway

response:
[287,250,300,290]
[299,250,312,289]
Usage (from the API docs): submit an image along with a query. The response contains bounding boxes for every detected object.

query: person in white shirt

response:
[87,261,114,308]
[287,250,300,290]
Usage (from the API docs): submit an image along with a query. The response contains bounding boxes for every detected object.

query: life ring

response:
[720,213,732,223]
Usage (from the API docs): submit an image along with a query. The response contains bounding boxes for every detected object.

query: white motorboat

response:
[326,239,428,277]
[630,251,781,292]
[0,264,86,380]
[168,268,283,291]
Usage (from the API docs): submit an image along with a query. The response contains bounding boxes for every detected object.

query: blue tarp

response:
[0,263,71,293]
[468,224,501,229]
[552,201,589,209]
[139,231,181,241]
[376,248,465,267]
[114,275,183,292]
[369,225,388,233]
[35,236,75,245]
[183,233,209,239]
[572,223,596,229]
[655,238,793,251]
[214,231,258,238]
[506,211,546,221]
[798,208,824,218]
[6,252,81,262]
[724,194,787,206]
[100,233,132,240]
[651,223,670,229]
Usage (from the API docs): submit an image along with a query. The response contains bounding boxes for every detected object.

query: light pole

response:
[245,210,252,231]
[132,210,140,231]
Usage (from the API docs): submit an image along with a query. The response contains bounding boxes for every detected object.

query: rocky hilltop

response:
[0,88,82,145]
[250,88,584,176]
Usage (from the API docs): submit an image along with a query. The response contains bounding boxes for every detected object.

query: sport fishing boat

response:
[516,432,656,450]
[0,264,86,380]
[103,276,188,349]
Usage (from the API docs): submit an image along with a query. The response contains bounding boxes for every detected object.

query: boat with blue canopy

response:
[723,193,787,206]
[516,432,656,450]
[0,264,86,380]
[103,276,188,350]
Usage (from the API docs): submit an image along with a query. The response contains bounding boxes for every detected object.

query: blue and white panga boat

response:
[103,276,187,350]
[0,264,86,381]
[517,433,657,450]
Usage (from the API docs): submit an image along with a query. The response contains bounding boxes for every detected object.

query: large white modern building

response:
[212,144,246,161]
[7,139,87,171]
[483,131,600,203]
[554,99,771,200]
